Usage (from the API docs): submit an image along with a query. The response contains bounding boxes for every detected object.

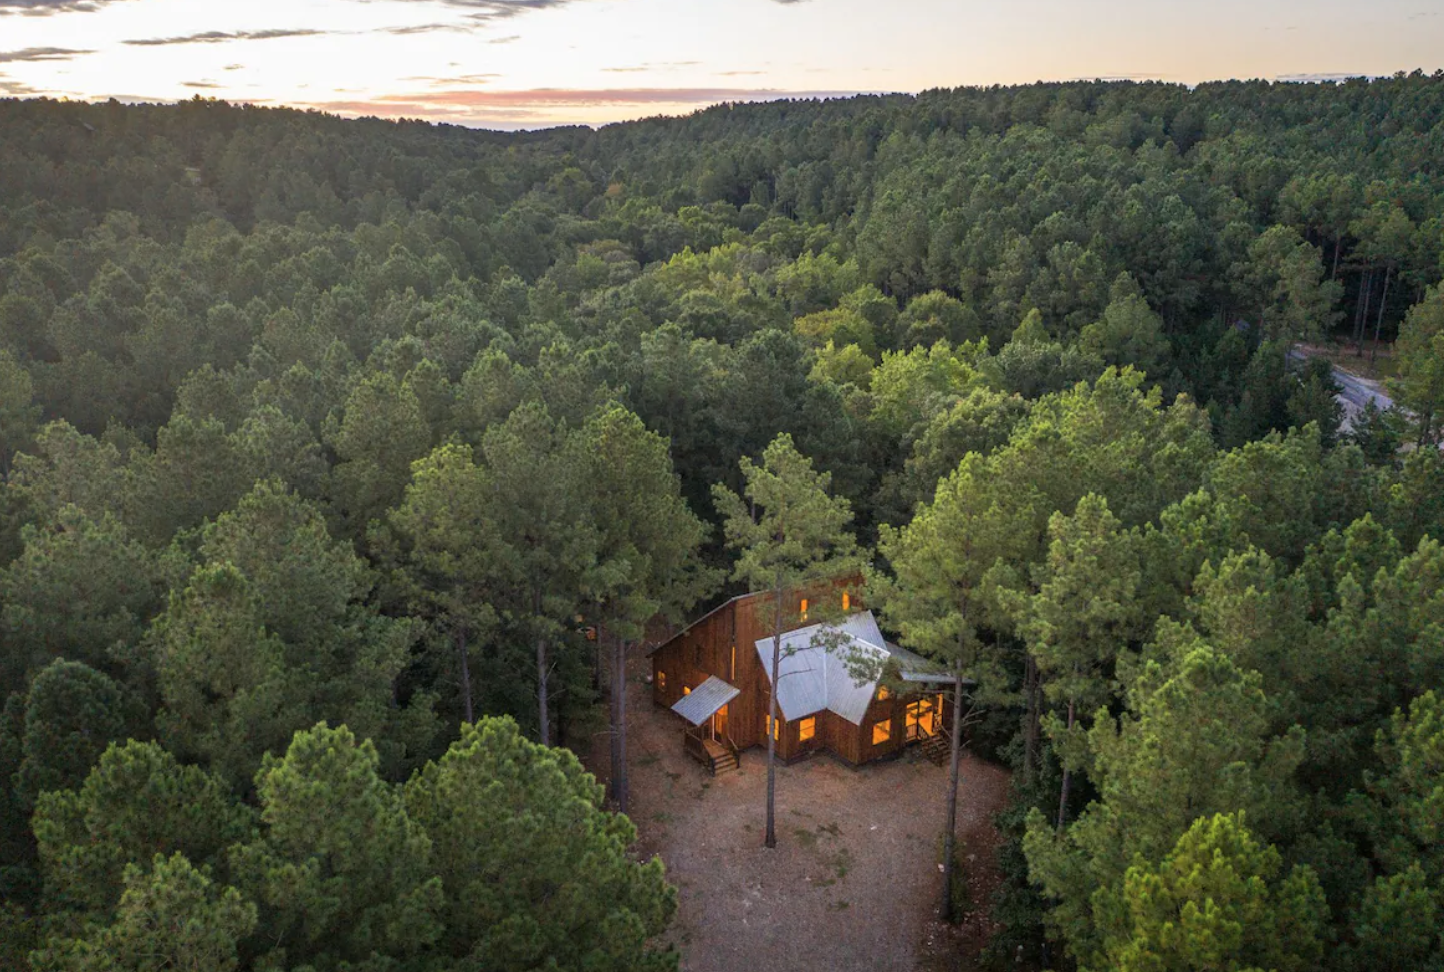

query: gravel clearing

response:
[583,649,1012,972]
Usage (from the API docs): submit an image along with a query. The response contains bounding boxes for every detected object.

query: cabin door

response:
[711,704,729,742]
[906,695,942,741]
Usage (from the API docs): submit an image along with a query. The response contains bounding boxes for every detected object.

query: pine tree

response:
[713,433,859,849]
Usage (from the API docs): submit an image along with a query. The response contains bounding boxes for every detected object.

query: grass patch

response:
[828,899,850,911]
[817,821,842,838]
[652,812,673,823]
[829,847,853,882]
[635,753,661,767]
[793,828,819,850]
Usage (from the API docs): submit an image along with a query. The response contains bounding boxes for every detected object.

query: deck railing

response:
[683,725,708,765]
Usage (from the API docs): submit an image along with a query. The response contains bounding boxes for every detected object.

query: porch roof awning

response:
[670,676,741,726]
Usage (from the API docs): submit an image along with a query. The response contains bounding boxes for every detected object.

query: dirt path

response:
[583,648,1012,972]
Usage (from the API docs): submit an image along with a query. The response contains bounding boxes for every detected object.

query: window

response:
[800,598,809,621]
[767,714,781,741]
[657,671,667,690]
[872,720,891,746]
[683,685,691,695]
[799,717,816,742]
[842,591,851,611]
[876,684,891,701]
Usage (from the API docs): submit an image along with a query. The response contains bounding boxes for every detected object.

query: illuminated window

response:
[683,685,691,695]
[657,671,667,690]
[876,684,891,701]
[842,592,851,611]
[800,598,809,620]
[767,714,781,741]
[799,717,816,742]
[872,720,891,746]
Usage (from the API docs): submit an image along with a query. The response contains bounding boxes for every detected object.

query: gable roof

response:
[754,610,951,726]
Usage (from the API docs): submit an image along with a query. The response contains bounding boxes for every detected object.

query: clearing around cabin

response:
[585,650,1012,972]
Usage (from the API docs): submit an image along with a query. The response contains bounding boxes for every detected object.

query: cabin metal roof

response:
[670,676,742,726]
[754,611,952,726]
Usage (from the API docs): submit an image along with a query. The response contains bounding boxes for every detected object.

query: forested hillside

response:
[2,74,1443,971]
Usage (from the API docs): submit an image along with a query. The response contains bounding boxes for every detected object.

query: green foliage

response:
[231,723,443,969]
[1103,813,1326,972]
[713,433,860,603]
[0,507,164,693]
[0,350,40,475]
[33,741,252,921]
[405,717,678,971]
[2,79,1444,972]
[32,853,258,972]
[1392,285,1444,444]
[1024,630,1305,965]
[12,661,131,812]
[874,453,1033,695]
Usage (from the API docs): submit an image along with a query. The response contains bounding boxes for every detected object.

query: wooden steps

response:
[698,736,739,776]
[919,732,950,766]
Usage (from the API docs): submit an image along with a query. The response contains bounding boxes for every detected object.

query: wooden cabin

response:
[649,588,952,774]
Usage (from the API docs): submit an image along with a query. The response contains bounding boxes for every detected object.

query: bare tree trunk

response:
[765,584,782,849]
[537,633,551,747]
[1370,265,1392,366]
[940,672,967,922]
[457,629,474,724]
[1355,267,1375,355]
[1022,655,1045,785]
[1055,699,1076,835]
[609,630,630,812]
[1022,652,1033,779]
[1331,235,1342,281]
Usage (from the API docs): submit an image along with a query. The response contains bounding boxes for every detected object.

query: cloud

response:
[381,22,476,35]
[401,72,502,85]
[437,0,578,19]
[182,81,221,89]
[123,29,329,47]
[223,64,244,71]
[489,34,520,43]
[603,60,700,73]
[0,46,93,62]
[0,74,41,95]
[0,0,129,15]
[351,0,581,22]
[1274,72,1377,83]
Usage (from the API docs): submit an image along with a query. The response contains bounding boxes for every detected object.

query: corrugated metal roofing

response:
[670,676,741,726]
[754,611,953,726]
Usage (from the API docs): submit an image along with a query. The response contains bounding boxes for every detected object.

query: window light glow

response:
[799,717,816,742]
[872,720,891,745]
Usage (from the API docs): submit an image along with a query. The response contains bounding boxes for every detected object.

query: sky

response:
[1,0,1442,130]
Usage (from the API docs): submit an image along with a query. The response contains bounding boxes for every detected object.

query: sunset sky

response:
[2,0,1442,129]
